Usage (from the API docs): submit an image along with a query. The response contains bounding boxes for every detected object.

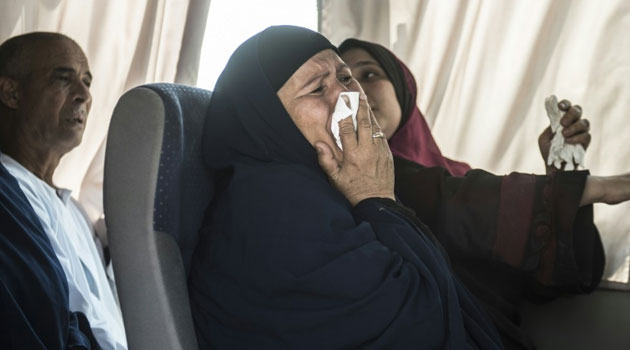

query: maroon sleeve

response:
[394,156,604,294]
[523,170,604,295]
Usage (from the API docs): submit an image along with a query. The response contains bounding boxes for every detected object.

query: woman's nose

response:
[331,78,351,96]
[328,82,347,109]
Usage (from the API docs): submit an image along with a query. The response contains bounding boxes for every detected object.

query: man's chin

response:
[58,133,84,155]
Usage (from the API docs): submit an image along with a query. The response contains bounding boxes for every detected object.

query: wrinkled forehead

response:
[298,49,344,75]
[310,49,344,66]
[281,49,346,90]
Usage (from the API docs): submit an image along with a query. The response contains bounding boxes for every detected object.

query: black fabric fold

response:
[189,164,502,349]
[260,26,338,92]
[393,156,605,348]
[189,26,503,349]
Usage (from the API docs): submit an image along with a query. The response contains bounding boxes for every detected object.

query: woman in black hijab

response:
[188,26,503,349]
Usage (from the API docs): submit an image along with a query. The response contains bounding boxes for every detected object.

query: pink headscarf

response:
[389,57,471,176]
[339,39,471,176]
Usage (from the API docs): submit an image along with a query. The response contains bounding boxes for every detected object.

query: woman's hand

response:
[315,93,395,206]
[581,173,630,206]
[538,99,591,174]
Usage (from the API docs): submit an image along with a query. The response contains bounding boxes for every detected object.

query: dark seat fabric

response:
[105,83,213,350]
[147,84,215,272]
[0,160,98,349]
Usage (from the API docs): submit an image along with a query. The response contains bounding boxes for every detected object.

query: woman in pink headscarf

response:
[339,38,601,349]
[339,39,477,175]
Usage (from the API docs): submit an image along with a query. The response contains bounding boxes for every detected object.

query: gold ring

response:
[372,131,385,138]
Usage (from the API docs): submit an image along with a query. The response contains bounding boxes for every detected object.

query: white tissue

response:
[331,91,360,149]
[544,95,585,170]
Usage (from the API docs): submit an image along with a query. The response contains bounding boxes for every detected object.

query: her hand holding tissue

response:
[538,97,591,173]
[275,48,394,207]
[317,91,395,206]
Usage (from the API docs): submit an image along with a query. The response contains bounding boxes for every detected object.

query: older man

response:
[0,32,126,350]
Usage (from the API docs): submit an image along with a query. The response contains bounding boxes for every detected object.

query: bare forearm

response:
[580,173,630,206]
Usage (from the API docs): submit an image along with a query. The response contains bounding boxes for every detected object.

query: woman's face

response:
[278,49,362,160]
[340,48,401,139]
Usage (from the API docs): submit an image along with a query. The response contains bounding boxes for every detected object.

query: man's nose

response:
[73,80,91,105]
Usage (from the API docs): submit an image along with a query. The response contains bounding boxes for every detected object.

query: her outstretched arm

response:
[581,173,630,206]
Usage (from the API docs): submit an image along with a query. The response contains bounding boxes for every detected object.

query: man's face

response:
[16,38,92,154]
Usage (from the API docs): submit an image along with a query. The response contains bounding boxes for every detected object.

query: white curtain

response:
[320,0,630,288]
[0,0,210,223]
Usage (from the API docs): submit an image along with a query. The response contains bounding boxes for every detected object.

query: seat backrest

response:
[104,83,213,350]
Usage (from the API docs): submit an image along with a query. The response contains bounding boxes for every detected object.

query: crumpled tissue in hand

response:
[544,94,585,170]
[331,91,359,150]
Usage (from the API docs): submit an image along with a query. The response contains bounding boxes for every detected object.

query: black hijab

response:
[202,25,337,169]
[190,26,502,349]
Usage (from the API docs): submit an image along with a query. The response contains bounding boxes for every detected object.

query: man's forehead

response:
[29,39,90,72]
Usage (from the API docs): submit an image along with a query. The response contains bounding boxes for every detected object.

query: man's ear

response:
[0,77,19,109]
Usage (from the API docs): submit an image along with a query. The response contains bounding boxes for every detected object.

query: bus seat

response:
[104,83,213,350]
[520,288,630,349]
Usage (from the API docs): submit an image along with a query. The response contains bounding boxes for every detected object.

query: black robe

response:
[188,25,503,349]
[394,156,605,349]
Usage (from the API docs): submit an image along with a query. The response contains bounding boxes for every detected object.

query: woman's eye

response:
[339,75,352,85]
[363,72,376,80]
[310,85,324,94]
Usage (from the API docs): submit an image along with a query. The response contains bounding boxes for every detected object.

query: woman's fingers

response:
[560,105,582,127]
[369,108,389,160]
[338,115,358,151]
[566,129,592,149]
[338,93,386,149]
[324,92,395,206]
[541,99,590,171]
[563,117,589,136]
[369,108,383,139]
[558,99,572,111]
[559,104,591,150]
[315,141,340,179]
[356,93,374,145]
